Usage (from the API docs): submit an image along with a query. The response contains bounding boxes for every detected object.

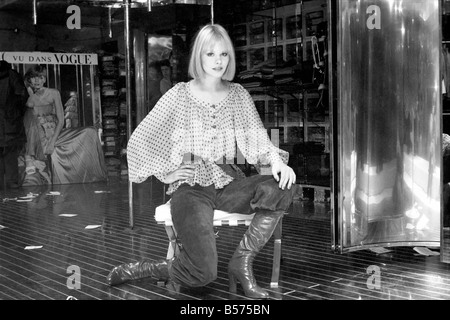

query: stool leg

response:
[270,218,282,288]
[165,225,180,260]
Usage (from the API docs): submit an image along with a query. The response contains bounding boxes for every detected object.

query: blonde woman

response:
[107,24,296,299]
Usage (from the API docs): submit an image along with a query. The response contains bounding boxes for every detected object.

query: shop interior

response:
[0,0,450,300]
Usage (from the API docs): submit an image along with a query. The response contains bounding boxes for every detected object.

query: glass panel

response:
[59,65,80,128]
[267,45,283,62]
[268,18,283,42]
[147,34,173,112]
[307,126,325,144]
[235,50,248,74]
[286,42,303,64]
[334,0,441,252]
[305,9,324,37]
[268,99,284,126]
[81,65,94,127]
[249,21,265,45]
[286,15,302,39]
[304,39,313,61]
[286,98,301,123]
[254,100,266,123]
[287,126,304,144]
[249,47,265,69]
[232,24,247,48]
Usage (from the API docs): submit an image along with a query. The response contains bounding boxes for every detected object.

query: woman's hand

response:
[271,161,296,190]
[162,164,196,184]
[44,141,55,155]
[26,85,34,97]
[44,139,56,155]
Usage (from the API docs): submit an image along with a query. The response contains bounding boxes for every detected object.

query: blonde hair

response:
[188,24,236,81]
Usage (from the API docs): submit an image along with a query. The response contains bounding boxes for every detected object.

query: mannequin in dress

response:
[22,65,107,185]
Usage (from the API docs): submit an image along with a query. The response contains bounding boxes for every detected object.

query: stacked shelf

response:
[99,54,127,177]
[229,0,330,186]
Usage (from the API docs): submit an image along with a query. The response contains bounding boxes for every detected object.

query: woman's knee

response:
[251,179,296,212]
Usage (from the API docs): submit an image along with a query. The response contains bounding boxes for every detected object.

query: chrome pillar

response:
[124,0,134,229]
[133,29,147,126]
[332,0,441,252]
[211,0,214,24]
[33,0,37,25]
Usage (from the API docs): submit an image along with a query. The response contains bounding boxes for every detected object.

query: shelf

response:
[231,0,329,187]
[99,53,128,176]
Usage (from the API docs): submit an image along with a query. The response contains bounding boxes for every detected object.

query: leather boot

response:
[106,258,172,286]
[228,210,283,299]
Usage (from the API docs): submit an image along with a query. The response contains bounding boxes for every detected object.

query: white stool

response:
[154,200,283,288]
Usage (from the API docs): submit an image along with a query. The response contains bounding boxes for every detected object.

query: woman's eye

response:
[221,53,228,57]
[206,52,214,57]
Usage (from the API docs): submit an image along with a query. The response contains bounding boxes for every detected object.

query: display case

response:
[268,18,283,42]
[285,42,303,63]
[249,21,265,45]
[231,24,248,48]
[99,53,128,177]
[268,45,284,62]
[230,0,329,186]
[285,14,303,39]
[305,9,324,37]
[248,47,266,69]
[331,0,441,253]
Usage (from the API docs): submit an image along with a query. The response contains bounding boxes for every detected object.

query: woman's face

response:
[161,66,171,80]
[29,75,46,91]
[201,40,229,80]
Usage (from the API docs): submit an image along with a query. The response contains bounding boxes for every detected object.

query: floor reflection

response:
[1,177,450,300]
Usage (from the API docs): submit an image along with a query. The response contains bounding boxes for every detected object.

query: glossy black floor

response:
[1,176,450,300]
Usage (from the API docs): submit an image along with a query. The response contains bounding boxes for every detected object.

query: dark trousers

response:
[169,174,296,287]
[0,145,20,189]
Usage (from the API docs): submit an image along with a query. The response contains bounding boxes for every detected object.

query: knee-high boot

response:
[228,210,283,299]
[106,258,172,286]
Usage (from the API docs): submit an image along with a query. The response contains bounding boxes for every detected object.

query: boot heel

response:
[228,272,237,293]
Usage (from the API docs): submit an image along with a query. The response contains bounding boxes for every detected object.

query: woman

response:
[22,65,107,185]
[107,24,296,299]
[159,59,173,94]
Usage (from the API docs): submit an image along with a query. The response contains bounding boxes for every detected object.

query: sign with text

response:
[0,52,98,65]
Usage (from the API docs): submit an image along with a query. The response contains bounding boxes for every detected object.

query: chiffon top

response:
[127,81,288,195]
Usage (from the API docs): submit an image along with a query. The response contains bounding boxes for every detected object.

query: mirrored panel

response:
[333,0,441,252]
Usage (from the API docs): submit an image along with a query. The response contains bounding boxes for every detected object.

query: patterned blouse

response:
[127,81,288,194]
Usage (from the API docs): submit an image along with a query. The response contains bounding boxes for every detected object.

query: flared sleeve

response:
[127,83,186,183]
[233,84,289,167]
